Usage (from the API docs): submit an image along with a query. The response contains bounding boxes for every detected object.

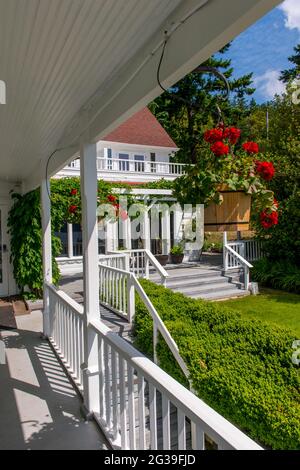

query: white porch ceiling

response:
[0,0,281,191]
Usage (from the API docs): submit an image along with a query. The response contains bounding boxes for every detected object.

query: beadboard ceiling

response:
[0,0,280,189]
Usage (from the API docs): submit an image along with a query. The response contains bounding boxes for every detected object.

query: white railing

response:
[227,239,263,263]
[99,252,128,270]
[46,283,262,450]
[109,249,168,286]
[99,264,135,322]
[242,239,263,262]
[99,263,188,379]
[97,157,187,176]
[47,282,84,389]
[91,317,262,450]
[223,247,253,291]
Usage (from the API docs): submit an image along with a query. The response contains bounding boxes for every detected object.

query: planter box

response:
[204,186,251,232]
[154,254,169,266]
[170,254,184,264]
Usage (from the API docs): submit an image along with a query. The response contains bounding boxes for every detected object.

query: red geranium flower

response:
[204,128,224,143]
[255,161,275,181]
[243,141,259,154]
[68,205,77,214]
[107,194,117,203]
[70,188,78,196]
[260,210,278,229]
[223,127,241,144]
[210,141,229,157]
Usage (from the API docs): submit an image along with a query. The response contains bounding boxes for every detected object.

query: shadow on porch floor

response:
[0,311,108,450]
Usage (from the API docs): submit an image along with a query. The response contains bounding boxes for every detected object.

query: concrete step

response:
[174,281,243,297]
[191,288,250,301]
[168,277,236,291]
[150,270,222,284]
[149,264,249,300]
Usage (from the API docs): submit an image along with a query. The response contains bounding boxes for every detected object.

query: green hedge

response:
[252,258,300,294]
[133,280,300,450]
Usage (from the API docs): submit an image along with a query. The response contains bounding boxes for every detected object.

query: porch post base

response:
[80,403,94,422]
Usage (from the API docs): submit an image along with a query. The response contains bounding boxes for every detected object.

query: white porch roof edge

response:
[21,0,280,193]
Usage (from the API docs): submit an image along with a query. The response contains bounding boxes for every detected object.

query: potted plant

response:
[154,239,169,266]
[170,244,184,264]
[173,126,279,233]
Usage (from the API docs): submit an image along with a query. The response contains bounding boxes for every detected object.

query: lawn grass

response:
[220,288,300,337]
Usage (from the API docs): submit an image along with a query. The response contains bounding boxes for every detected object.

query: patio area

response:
[0,311,108,450]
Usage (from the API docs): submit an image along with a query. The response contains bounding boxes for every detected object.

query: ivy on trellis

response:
[7,177,173,297]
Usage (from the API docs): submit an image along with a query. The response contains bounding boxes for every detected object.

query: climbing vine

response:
[7,177,173,297]
[7,190,61,298]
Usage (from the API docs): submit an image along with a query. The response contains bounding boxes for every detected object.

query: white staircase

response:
[150,265,249,301]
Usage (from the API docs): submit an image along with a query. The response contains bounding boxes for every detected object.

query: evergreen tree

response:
[149,44,255,164]
[280,43,300,83]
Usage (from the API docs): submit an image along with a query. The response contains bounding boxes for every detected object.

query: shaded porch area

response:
[0,311,108,450]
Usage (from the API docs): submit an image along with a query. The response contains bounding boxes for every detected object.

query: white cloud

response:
[279,0,300,32]
[254,70,286,99]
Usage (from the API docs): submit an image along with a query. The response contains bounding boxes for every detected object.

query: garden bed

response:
[133,279,300,450]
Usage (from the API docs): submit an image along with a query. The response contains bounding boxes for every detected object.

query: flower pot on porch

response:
[170,253,184,264]
[204,186,251,232]
[154,254,169,266]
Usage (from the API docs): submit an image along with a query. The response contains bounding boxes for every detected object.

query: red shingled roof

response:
[102,107,177,148]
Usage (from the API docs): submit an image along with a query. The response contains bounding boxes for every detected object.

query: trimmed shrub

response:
[133,279,300,450]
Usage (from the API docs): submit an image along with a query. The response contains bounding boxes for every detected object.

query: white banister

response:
[46,283,262,450]
[47,282,84,388]
[224,243,253,291]
[98,262,188,378]
[97,157,188,176]
[89,317,262,450]
[109,249,168,286]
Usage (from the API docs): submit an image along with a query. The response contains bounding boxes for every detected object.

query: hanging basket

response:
[204,186,251,232]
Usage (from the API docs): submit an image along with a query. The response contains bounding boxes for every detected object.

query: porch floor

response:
[0,311,108,450]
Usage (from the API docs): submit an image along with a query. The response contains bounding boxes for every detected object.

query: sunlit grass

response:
[220,288,300,337]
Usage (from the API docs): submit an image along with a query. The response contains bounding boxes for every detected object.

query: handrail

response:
[98,157,188,167]
[225,245,253,269]
[46,281,84,316]
[132,275,189,379]
[109,249,168,286]
[144,249,168,286]
[47,282,262,450]
[98,262,188,379]
[89,317,262,450]
[223,243,253,291]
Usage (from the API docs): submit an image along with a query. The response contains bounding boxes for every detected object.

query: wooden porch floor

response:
[0,311,109,450]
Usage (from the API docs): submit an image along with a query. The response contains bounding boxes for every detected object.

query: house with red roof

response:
[61,107,185,183]
[56,108,202,267]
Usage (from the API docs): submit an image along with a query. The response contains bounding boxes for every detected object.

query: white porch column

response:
[67,223,73,258]
[141,211,151,251]
[161,206,171,255]
[106,220,118,252]
[173,204,183,246]
[123,217,132,250]
[41,179,52,338]
[80,141,100,416]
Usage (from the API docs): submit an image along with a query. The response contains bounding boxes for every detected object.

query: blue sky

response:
[219,0,300,103]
